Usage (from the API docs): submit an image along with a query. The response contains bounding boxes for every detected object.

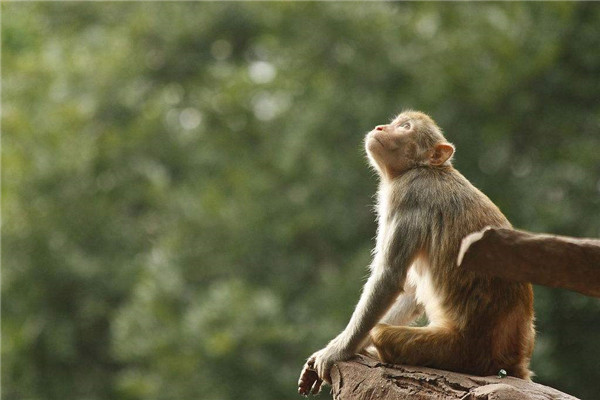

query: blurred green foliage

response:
[2,3,599,399]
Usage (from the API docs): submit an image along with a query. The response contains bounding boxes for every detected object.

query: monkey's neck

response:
[376,166,457,216]
[379,165,454,183]
[379,166,404,182]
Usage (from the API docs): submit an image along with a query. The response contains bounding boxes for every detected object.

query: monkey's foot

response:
[298,358,323,396]
[360,344,380,360]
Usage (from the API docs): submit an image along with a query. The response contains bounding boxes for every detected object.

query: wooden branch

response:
[458,228,600,298]
[331,355,578,400]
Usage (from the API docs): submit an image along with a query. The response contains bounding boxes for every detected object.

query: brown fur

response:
[298,111,534,397]
[367,111,535,379]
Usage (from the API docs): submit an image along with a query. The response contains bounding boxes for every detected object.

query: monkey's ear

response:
[429,143,455,166]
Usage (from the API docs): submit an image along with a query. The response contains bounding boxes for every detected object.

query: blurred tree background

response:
[2,2,599,399]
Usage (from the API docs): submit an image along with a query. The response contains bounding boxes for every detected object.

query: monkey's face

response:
[365,118,420,178]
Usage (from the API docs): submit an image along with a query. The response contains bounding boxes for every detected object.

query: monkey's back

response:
[394,167,535,379]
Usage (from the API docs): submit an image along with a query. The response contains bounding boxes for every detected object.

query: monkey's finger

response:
[297,376,311,396]
[297,366,307,385]
[297,373,308,395]
[298,378,312,397]
[298,367,319,396]
[310,377,323,395]
[316,363,332,385]
[323,371,332,385]
[298,384,309,397]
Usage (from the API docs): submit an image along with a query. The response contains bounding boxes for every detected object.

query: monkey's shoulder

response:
[391,167,508,226]
[393,168,478,204]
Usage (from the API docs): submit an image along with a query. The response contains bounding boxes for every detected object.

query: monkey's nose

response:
[375,125,385,131]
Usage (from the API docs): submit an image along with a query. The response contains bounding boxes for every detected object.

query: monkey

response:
[298,111,535,396]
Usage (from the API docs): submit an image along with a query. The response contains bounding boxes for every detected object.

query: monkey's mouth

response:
[373,137,384,146]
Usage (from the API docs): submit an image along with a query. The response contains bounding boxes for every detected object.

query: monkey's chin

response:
[366,136,384,153]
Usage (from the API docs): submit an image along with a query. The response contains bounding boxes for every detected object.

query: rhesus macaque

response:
[298,111,535,396]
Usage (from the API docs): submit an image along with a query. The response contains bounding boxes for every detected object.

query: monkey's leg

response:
[361,293,423,359]
[380,292,423,326]
[370,324,462,371]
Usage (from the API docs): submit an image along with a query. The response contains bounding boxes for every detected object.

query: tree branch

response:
[331,355,578,400]
[458,228,600,298]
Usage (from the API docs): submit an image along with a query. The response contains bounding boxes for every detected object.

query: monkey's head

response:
[365,110,455,180]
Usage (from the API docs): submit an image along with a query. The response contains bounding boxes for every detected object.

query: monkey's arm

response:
[337,212,425,353]
[298,267,401,396]
[331,263,404,353]
[300,213,424,394]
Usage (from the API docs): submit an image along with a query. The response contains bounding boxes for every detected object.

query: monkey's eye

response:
[401,122,411,130]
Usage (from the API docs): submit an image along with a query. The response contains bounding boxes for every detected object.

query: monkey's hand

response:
[298,345,352,396]
[297,356,322,396]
